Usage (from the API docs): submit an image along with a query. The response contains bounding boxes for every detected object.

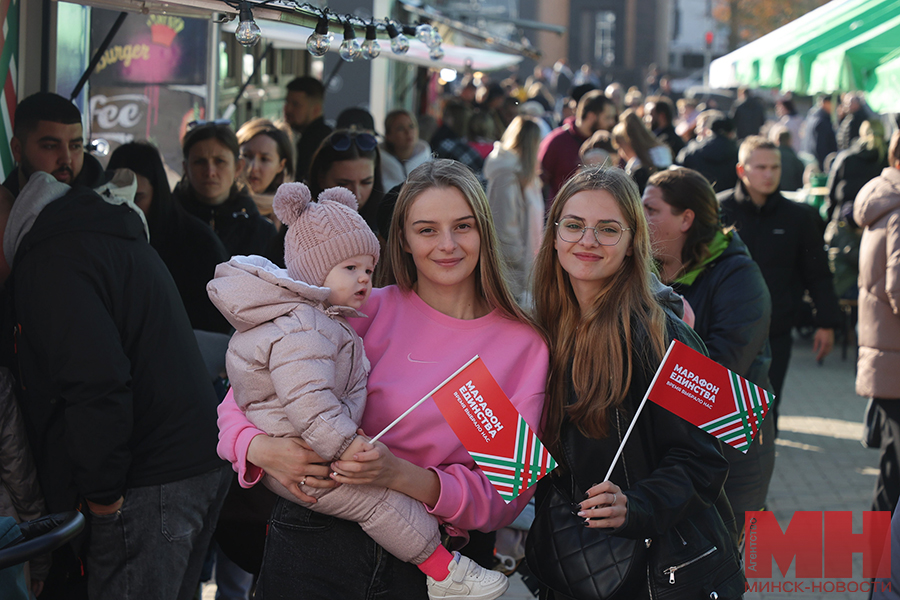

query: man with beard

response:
[4,92,105,196]
[283,76,332,183]
[538,90,617,206]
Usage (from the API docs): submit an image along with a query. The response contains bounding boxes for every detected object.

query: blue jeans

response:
[256,497,428,600]
[86,466,231,600]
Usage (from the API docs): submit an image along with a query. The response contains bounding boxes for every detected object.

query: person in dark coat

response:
[283,76,332,183]
[676,112,739,192]
[430,100,485,176]
[107,142,231,334]
[644,167,774,539]
[836,93,870,152]
[173,122,277,258]
[827,119,888,220]
[801,94,837,172]
[1,92,229,600]
[770,126,805,192]
[645,95,685,158]
[730,87,767,140]
[718,136,843,434]
[531,166,743,599]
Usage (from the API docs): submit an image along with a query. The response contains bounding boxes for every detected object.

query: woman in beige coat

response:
[854,130,900,513]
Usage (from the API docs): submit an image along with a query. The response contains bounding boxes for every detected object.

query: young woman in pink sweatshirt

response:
[216,159,549,599]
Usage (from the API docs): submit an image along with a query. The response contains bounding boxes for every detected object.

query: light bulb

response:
[306,14,331,57]
[415,23,434,45]
[429,45,445,61]
[235,2,261,47]
[386,22,410,55]
[427,29,442,49]
[361,39,380,60]
[361,24,380,60]
[339,22,361,62]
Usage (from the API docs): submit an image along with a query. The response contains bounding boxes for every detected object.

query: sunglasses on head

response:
[187,118,232,131]
[330,131,378,152]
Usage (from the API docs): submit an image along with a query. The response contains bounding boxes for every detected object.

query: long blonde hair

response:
[500,116,541,188]
[382,159,531,324]
[533,167,666,450]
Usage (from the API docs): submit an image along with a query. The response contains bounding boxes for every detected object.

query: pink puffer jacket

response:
[854,167,900,399]
[207,255,369,461]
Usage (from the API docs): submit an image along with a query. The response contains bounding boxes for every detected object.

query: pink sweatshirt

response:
[217,285,549,534]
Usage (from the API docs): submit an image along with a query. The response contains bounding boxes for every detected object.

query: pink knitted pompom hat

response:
[272,183,380,286]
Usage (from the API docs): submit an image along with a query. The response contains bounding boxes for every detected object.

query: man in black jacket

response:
[730,87,767,140]
[718,136,843,433]
[3,92,106,196]
[3,93,228,600]
[676,112,739,192]
[284,76,332,182]
[801,94,838,172]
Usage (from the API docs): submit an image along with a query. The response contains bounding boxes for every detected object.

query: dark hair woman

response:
[267,128,385,267]
[237,118,295,227]
[643,166,775,540]
[173,121,277,257]
[108,142,231,333]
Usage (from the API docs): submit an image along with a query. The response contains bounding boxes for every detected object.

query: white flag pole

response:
[370,355,480,443]
[603,341,676,482]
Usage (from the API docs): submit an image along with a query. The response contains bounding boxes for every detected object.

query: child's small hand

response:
[339,435,373,462]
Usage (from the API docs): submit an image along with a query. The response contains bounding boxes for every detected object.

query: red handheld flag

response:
[647,340,773,453]
[431,357,558,502]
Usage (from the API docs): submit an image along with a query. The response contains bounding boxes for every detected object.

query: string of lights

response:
[218,0,445,62]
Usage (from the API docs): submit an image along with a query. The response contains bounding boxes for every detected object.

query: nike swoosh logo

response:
[407,353,438,364]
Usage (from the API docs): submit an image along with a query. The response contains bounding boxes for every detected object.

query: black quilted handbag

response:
[525,412,647,600]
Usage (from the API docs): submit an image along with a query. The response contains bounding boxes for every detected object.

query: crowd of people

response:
[0,63,897,600]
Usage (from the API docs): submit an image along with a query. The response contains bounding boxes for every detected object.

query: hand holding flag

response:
[372,356,558,503]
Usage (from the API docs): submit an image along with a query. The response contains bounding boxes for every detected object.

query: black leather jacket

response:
[539,310,743,597]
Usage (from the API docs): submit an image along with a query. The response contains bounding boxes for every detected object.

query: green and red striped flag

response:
[431,357,557,502]
[648,340,773,453]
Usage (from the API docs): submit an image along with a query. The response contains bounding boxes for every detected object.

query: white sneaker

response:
[426,552,510,600]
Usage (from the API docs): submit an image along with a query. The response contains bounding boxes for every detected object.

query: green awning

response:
[712,0,856,88]
[806,15,900,94]
[778,0,900,93]
[737,0,872,87]
[866,51,900,113]
[711,0,900,90]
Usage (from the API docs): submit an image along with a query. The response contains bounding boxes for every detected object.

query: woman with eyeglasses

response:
[380,110,433,192]
[267,128,385,267]
[216,159,549,599]
[236,118,295,227]
[643,167,774,543]
[174,121,277,257]
[528,167,744,599]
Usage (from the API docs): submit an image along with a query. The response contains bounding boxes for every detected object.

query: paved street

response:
[203,333,878,600]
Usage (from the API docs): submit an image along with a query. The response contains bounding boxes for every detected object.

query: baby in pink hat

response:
[208,182,507,599]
